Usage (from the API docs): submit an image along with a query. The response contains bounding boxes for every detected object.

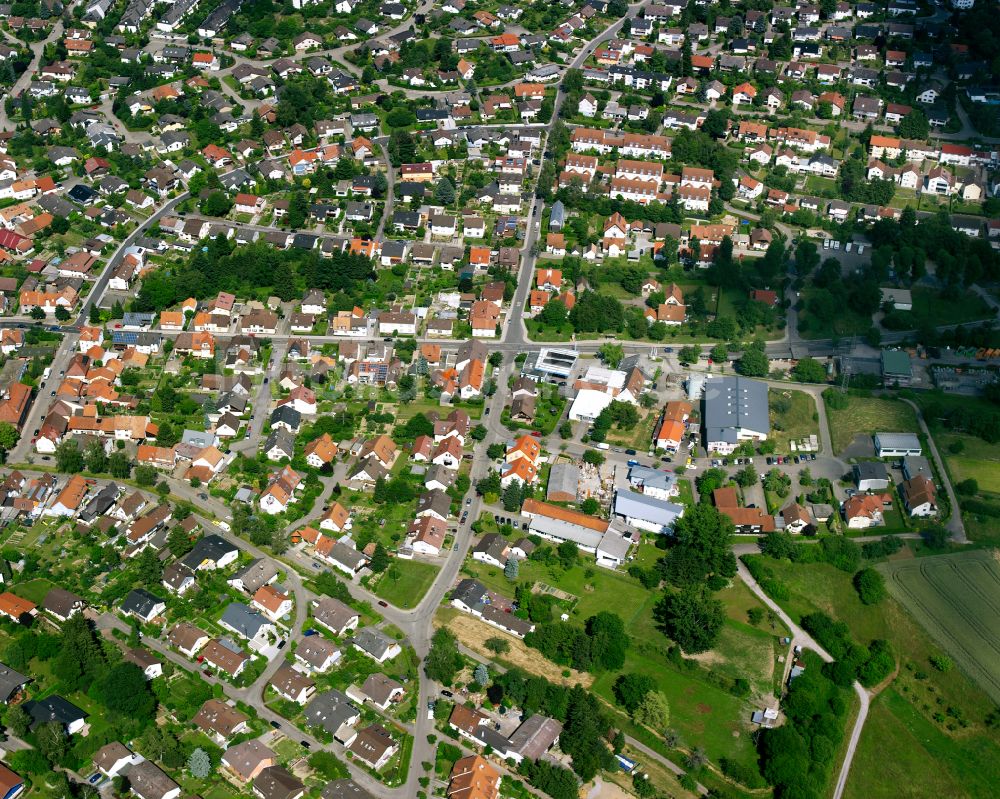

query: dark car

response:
[625,448,637,455]
[270,720,281,728]
[378,600,388,607]
[441,689,454,698]
[301,741,311,749]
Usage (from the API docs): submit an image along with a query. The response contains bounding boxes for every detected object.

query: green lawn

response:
[946,454,1000,494]
[605,407,657,450]
[847,688,998,799]
[825,394,919,454]
[768,388,820,451]
[744,552,1000,799]
[10,577,55,605]
[908,287,995,328]
[373,561,439,609]
[804,175,838,194]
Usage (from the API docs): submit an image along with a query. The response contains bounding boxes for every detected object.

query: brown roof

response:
[270,665,315,699]
[712,487,739,509]
[168,622,208,652]
[348,724,396,767]
[192,699,249,738]
[449,704,487,734]
[223,739,276,781]
[201,639,249,675]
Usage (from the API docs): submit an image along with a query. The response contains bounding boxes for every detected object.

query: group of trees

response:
[868,209,1000,288]
[486,669,617,785]
[801,612,895,688]
[643,505,737,654]
[588,400,640,443]
[424,628,463,685]
[54,440,132,480]
[758,653,850,799]
[921,395,1000,444]
[4,616,157,772]
[523,611,629,673]
[135,238,376,314]
[611,674,671,731]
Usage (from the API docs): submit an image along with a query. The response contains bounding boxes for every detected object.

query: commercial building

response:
[702,377,769,454]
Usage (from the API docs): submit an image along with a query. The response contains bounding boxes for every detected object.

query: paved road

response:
[0,7,72,131]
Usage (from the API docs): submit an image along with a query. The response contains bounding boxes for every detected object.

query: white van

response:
[596,442,611,451]
[845,242,853,252]
[823,238,830,249]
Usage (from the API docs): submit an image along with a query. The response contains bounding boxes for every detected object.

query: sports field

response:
[880,549,1000,703]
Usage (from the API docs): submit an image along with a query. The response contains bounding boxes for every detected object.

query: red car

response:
[530,430,542,437]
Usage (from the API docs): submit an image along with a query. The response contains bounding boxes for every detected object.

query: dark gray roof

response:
[702,376,769,444]
[303,689,360,734]
[351,627,397,659]
[220,603,273,639]
[24,694,86,729]
[854,461,889,481]
[121,588,165,618]
[452,578,488,612]
[181,533,238,570]
[0,663,28,702]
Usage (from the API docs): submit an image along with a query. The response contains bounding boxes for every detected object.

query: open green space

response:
[465,553,782,773]
[934,430,1000,496]
[948,456,1000,494]
[604,407,658,450]
[879,549,1000,704]
[743,551,1000,799]
[907,287,995,328]
[372,561,439,609]
[847,686,998,799]
[10,577,56,606]
[824,393,919,454]
[768,388,820,451]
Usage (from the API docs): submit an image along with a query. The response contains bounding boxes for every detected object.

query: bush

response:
[760,578,790,601]
[853,568,887,605]
[820,536,861,572]
[921,525,950,549]
[957,478,979,496]
[929,653,953,672]
[861,536,904,560]
[720,757,767,789]
[858,639,894,687]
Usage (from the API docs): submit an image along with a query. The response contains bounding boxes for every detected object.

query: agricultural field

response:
[744,550,1000,799]
[824,393,919,454]
[879,550,1000,704]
